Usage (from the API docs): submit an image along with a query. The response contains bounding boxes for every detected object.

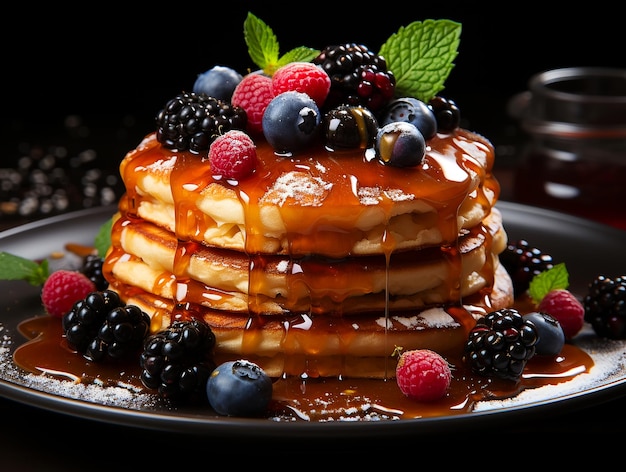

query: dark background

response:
[2,2,625,223]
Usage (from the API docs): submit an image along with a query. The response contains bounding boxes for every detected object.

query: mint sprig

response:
[244,12,320,76]
[528,263,570,305]
[379,19,461,103]
[0,252,49,286]
[0,218,112,286]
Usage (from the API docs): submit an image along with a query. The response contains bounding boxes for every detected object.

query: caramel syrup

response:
[11,129,594,421]
[13,304,593,420]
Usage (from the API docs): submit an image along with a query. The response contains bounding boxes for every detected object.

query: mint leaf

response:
[0,252,49,286]
[528,263,570,304]
[275,46,320,69]
[379,19,461,103]
[95,218,112,258]
[244,13,319,76]
[244,12,280,73]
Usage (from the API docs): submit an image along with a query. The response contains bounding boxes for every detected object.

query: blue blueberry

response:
[379,97,437,140]
[323,105,378,151]
[206,360,272,417]
[523,311,565,356]
[375,121,426,167]
[262,91,321,154]
[193,65,243,102]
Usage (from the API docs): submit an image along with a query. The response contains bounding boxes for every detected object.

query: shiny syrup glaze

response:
[13,295,593,420]
[103,131,501,361]
[12,129,594,420]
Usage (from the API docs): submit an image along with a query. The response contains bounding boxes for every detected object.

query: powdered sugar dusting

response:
[261,171,333,206]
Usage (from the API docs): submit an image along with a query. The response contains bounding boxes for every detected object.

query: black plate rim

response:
[1,202,625,437]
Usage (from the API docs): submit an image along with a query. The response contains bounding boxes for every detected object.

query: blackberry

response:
[499,239,555,296]
[312,43,395,112]
[81,254,108,290]
[428,96,461,133]
[139,317,216,402]
[464,308,538,381]
[62,290,151,362]
[583,275,626,339]
[155,92,247,154]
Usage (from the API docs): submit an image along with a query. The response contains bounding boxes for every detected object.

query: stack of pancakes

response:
[103,129,512,378]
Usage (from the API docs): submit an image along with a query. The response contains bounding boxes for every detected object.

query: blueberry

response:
[379,97,437,140]
[206,360,272,417]
[262,91,321,154]
[523,311,565,356]
[375,121,426,167]
[192,65,243,102]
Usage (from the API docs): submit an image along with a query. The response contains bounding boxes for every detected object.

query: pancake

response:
[104,125,511,378]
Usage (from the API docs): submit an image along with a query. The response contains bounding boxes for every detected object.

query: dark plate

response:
[1,202,625,438]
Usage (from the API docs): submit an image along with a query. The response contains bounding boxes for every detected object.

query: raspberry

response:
[537,289,585,340]
[208,130,257,180]
[271,62,331,108]
[395,349,451,402]
[41,270,96,318]
[231,73,274,136]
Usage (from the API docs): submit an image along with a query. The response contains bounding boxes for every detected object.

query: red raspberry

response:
[231,73,273,136]
[537,289,585,339]
[41,270,96,318]
[395,349,451,402]
[271,62,331,108]
[208,130,257,180]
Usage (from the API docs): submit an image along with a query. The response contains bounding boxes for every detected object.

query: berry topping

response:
[523,311,565,356]
[379,97,437,140]
[464,308,538,381]
[499,239,555,296]
[323,105,378,151]
[41,269,96,318]
[313,43,395,111]
[374,121,426,167]
[140,317,216,402]
[262,91,321,154]
[428,96,461,133]
[528,263,583,339]
[155,92,247,153]
[192,65,243,102]
[206,359,273,417]
[208,130,257,181]
[231,72,274,136]
[395,349,451,402]
[271,62,331,108]
[583,275,626,339]
[81,254,108,291]
[62,289,150,362]
[537,289,584,340]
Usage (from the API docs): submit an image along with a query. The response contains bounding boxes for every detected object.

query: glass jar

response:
[510,67,626,230]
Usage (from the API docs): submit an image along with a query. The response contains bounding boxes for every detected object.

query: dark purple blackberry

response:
[499,239,555,296]
[312,43,395,112]
[323,105,378,151]
[155,92,247,154]
[139,317,216,402]
[428,96,461,133]
[62,290,150,362]
[464,308,538,381]
[583,275,626,339]
[81,254,108,291]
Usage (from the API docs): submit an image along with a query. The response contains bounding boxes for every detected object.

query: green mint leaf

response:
[95,218,112,258]
[379,19,461,103]
[528,263,570,304]
[276,46,321,69]
[244,13,319,76]
[0,252,49,286]
[244,12,280,73]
